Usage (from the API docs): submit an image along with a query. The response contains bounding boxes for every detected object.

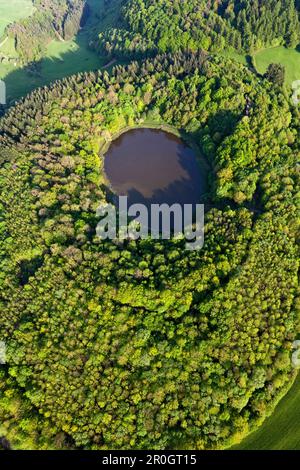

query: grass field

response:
[254,46,300,86]
[223,46,300,87]
[43,34,103,82]
[0,37,104,102]
[234,373,300,450]
[222,49,248,66]
[0,0,107,102]
[0,0,34,38]
[0,36,18,58]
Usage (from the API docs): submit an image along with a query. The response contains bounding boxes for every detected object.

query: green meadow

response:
[223,45,300,87]
[0,0,105,102]
[0,36,103,103]
[0,0,34,38]
[234,373,300,450]
[254,46,300,86]
[222,49,248,66]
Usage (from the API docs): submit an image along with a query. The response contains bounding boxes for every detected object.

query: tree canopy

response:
[93,0,300,59]
[0,51,299,449]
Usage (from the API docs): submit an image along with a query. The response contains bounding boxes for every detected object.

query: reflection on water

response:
[104,128,206,209]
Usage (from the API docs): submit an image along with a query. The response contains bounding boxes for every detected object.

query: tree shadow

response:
[104,128,210,232]
[1,0,111,106]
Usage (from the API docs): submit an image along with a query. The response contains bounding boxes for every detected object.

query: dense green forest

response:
[0,51,299,449]
[2,0,300,107]
[94,0,300,58]
[3,0,88,63]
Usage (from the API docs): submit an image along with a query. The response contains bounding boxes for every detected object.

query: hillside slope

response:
[2,0,89,64]
[94,0,300,58]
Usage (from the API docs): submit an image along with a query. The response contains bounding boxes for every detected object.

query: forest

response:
[5,0,300,67]
[3,0,89,63]
[94,0,300,58]
[0,48,299,449]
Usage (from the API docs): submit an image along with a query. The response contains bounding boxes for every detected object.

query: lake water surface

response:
[104,128,206,208]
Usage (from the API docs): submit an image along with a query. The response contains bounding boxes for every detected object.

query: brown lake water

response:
[104,128,206,208]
